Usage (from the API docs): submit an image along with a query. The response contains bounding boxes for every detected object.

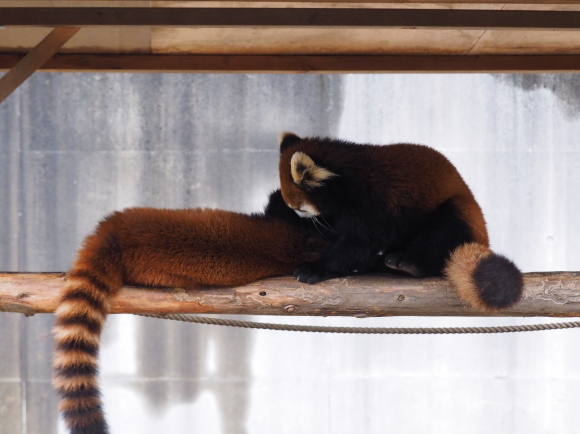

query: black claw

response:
[384,254,401,268]
[293,263,341,284]
[307,274,323,284]
[383,253,426,278]
[293,264,313,281]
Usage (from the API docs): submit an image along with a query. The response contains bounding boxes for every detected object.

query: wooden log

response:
[1,272,580,318]
[2,8,580,30]
[1,54,580,73]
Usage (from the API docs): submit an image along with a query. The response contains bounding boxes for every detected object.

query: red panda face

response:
[278,133,337,218]
[279,158,320,217]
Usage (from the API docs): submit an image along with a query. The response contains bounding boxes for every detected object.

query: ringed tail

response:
[444,242,524,312]
[53,216,122,434]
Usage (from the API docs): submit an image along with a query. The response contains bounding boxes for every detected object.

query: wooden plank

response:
[0,27,152,56]
[1,8,580,30]
[1,53,580,73]
[0,27,79,104]
[1,272,580,317]
[19,1,580,4]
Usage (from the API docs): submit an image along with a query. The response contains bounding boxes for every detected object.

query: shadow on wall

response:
[495,74,580,120]
[128,74,346,434]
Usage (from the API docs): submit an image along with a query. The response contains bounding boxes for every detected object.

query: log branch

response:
[1,272,580,318]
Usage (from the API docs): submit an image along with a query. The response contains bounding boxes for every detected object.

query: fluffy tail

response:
[52,215,123,434]
[444,242,524,311]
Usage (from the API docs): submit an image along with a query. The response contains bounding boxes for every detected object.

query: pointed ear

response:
[290,152,336,188]
[279,131,302,152]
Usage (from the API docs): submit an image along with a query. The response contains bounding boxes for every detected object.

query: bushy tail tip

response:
[444,242,524,312]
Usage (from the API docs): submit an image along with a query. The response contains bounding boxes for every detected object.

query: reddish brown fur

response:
[53,205,323,434]
[280,139,484,217]
[114,208,323,287]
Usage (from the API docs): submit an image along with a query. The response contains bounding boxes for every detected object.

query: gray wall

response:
[0,72,579,434]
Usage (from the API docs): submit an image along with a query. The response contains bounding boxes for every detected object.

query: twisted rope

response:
[138,314,580,334]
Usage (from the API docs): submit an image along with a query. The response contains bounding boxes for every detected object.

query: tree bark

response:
[1,272,579,317]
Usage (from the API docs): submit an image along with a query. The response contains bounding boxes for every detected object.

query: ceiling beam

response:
[0,27,80,104]
[1,8,580,30]
[13,0,580,3]
[1,54,579,73]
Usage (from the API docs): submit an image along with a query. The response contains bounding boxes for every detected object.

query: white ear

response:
[290,152,336,188]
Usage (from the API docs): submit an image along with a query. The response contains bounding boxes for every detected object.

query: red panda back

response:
[280,137,478,215]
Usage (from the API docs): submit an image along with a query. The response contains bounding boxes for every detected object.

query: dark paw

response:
[384,254,425,278]
[293,263,340,284]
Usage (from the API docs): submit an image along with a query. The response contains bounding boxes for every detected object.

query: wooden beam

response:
[1,54,580,73]
[13,1,580,4]
[0,27,80,104]
[1,8,580,30]
[1,272,580,318]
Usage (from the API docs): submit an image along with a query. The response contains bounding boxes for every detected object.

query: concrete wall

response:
[0,72,579,434]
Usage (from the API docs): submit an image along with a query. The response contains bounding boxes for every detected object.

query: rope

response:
[138,314,580,335]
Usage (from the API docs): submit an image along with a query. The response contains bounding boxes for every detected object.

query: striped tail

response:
[444,242,524,312]
[53,217,123,434]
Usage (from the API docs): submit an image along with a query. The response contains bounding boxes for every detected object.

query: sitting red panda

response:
[278,132,523,312]
[52,190,326,434]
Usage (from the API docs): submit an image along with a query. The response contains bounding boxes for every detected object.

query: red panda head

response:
[278,132,337,218]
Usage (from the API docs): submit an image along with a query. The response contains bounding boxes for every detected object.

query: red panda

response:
[278,132,524,312]
[52,190,326,434]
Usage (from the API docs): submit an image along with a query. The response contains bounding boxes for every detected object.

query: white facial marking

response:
[294,209,311,218]
[294,203,319,218]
